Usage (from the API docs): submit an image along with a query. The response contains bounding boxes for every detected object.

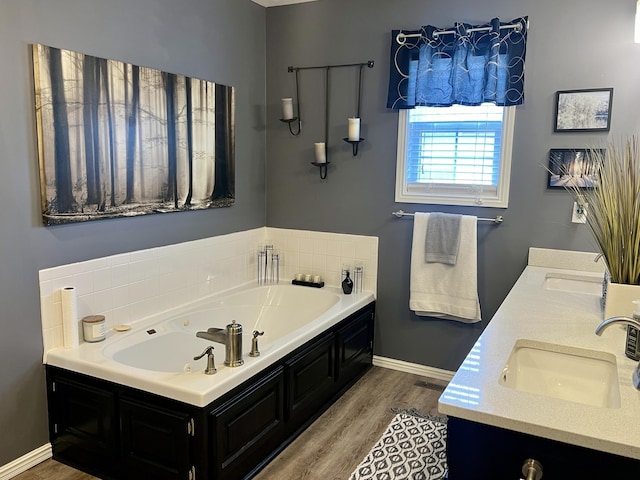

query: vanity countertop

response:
[438,248,640,460]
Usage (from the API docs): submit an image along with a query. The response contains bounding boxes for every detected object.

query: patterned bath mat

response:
[348,409,447,480]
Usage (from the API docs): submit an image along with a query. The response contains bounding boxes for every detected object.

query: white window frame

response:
[395,105,515,208]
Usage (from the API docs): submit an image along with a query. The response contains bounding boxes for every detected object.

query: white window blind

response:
[395,104,514,207]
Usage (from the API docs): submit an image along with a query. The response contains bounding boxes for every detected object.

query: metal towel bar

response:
[391,209,504,224]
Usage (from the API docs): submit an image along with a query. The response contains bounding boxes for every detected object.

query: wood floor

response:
[14,366,448,480]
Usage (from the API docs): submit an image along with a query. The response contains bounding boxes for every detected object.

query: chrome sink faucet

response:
[196,320,244,367]
[595,316,640,389]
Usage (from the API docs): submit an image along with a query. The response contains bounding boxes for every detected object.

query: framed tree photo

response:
[548,148,604,189]
[32,44,236,226]
[554,88,613,132]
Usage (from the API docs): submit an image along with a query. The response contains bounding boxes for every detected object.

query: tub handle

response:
[194,346,217,375]
[250,331,264,357]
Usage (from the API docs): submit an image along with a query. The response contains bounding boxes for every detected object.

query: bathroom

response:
[1,0,639,476]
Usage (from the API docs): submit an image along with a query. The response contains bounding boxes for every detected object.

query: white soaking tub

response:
[45,283,375,406]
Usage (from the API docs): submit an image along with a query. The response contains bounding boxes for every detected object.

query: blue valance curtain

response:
[387,17,528,109]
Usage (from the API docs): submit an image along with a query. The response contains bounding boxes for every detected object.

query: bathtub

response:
[45,283,375,407]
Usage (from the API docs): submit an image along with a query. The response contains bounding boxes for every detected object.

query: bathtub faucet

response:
[196,320,244,367]
[249,330,264,357]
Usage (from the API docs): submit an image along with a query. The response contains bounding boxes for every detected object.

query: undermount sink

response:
[499,339,621,408]
[542,272,603,296]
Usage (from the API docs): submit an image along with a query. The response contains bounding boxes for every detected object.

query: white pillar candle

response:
[348,117,361,141]
[281,98,294,120]
[314,142,326,163]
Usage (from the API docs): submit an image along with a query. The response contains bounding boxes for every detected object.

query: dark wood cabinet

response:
[47,301,375,480]
[210,367,285,480]
[336,306,373,389]
[285,333,336,434]
[120,398,193,480]
[47,374,119,478]
[447,416,640,479]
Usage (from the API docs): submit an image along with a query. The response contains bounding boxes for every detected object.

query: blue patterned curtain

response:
[387,17,528,109]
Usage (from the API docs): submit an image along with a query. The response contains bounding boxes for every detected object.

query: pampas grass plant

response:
[562,137,640,285]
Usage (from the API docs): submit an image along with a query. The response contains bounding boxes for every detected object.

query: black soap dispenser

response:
[342,270,353,294]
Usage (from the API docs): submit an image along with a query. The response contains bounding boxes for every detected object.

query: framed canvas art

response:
[554,88,613,132]
[33,44,235,225]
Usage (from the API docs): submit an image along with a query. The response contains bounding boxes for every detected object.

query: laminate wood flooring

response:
[14,366,448,480]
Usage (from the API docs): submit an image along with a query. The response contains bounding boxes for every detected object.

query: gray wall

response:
[266,0,640,369]
[0,0,266,465]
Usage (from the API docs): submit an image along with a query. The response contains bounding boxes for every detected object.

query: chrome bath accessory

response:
[353,265,364,294]
[196,320,244,367]
[193,346,217,375]
[249,330,264,357]
[391,209,504,224]
[595,316,640,389]
[258,244,279,285]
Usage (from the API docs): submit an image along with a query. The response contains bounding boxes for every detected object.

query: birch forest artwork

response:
[32,44,235,225]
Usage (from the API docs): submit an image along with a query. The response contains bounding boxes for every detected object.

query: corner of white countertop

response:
[438,247,640,460]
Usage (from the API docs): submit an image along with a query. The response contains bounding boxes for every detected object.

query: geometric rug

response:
[348,409,448,480]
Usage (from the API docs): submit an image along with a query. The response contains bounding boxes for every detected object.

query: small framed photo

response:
[548,148,604,189]
[554,88,613,132]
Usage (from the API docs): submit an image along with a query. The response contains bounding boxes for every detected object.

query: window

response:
[395,104,515,207]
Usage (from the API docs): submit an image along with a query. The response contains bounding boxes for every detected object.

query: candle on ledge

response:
[348,117,361,141]
[314,142,326,163]
[281,98,294,120]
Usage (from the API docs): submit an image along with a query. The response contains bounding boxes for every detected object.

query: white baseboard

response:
[0,444,51,480]
[373,355,455,382]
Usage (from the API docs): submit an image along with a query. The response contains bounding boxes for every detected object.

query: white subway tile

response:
[73,271,94,296]
[107,253,130,266]
[110,264,129,288]
[49,275,76,296]
[93,268,112,292]
[91,289,112,314]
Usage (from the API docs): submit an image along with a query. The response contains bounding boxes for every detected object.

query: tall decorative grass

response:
[563,137,640,285]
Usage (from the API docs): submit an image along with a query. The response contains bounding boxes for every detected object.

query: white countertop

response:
[438,248,640,460]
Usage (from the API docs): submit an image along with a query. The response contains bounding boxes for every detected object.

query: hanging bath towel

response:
[410,213,481,323]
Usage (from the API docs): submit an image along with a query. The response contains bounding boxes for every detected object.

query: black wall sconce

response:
[281,60,374,179]
[280,67,302,135]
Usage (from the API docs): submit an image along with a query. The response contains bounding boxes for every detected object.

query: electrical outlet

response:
[572,201,587,223]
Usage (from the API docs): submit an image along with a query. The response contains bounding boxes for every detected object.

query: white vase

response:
[603,282,640,319]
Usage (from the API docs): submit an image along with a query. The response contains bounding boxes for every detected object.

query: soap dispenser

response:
[625,300,640,361]
[341,269,353,294]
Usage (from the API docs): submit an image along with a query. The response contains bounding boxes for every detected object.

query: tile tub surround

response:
[438,248,640,460]
[39,227,378,356]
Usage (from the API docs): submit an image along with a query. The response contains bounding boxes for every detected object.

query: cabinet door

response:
[285,333,335,434]
[210,367,285,480]
[48,375,118,477]
[447,416,640,479]
[120,398,193,480]
[336,306,374,389]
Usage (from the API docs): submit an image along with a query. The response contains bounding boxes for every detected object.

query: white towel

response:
[409,212,481,323]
